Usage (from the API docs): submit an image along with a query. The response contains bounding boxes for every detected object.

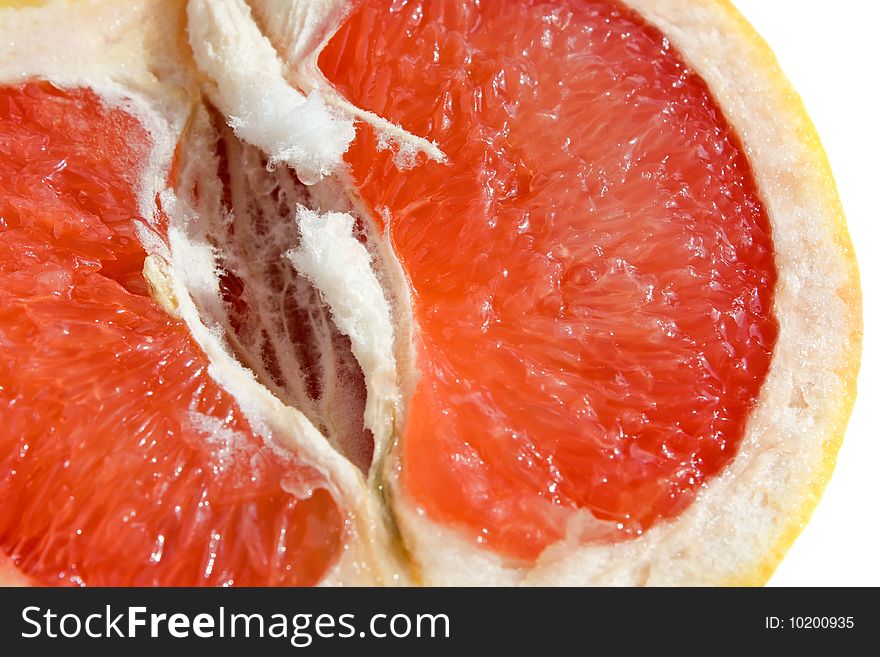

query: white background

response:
[731,0,878,586]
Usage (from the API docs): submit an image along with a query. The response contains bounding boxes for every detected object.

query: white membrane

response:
[187,0,356,184]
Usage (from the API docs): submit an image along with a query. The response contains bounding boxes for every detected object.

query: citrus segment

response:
[320,0,778,559]
[0,82,343,585]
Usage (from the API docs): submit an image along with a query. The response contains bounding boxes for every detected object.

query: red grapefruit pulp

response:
[320,0,778,559]
[0,83,343,585]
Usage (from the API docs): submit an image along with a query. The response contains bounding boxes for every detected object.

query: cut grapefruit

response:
[0,0,860,586]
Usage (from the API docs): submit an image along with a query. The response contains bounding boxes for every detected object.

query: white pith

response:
[0,0,860,586]
[187,0,443,186]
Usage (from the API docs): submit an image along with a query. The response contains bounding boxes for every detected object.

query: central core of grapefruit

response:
[320,0,778,559]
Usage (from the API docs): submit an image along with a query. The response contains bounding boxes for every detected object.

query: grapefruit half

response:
[0,0,861,585]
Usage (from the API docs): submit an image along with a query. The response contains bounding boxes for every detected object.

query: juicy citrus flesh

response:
[320,0,779,559]
[0,83,343,586]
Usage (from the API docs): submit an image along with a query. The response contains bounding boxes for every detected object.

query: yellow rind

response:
[700,0,862,586]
